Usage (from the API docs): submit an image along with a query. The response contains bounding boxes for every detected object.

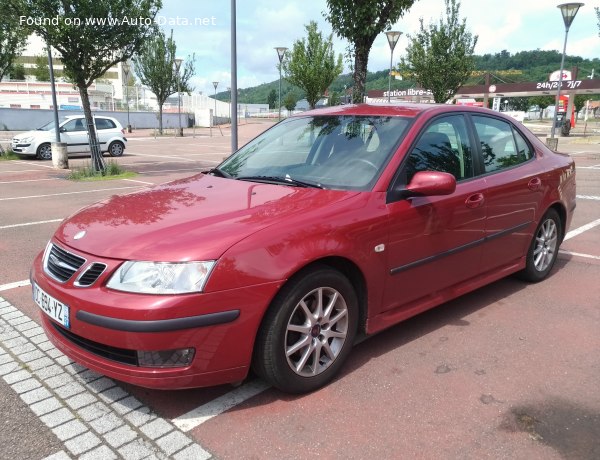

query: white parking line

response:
[128,153,196,162]
[14,160,58,169]
[576,195,600,201]
[172,380,270,432]
[0,186,139,201]
[0,219,63,230]
[0,280,30,292]
[560,250,600,260]
[565,218,600,241]
[122,179,154,185]
[0,178,60,185]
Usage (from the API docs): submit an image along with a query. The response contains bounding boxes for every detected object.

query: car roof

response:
[64,115,117,121]
[298,102,505,119]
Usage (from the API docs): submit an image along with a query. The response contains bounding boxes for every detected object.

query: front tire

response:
[253,267,358,393]
[36,143,52,160]
[108,141,124,157]
[518,208,562,282]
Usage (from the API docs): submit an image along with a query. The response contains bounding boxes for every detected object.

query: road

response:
[1,122,599,459]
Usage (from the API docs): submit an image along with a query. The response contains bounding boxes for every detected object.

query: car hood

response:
[55,174,359,261]
[14,130,48,140]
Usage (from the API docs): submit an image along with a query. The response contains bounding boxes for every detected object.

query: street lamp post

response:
[173,58,183,137]
[227,86,231,122]
[212,81,219,127]
[275,47,288,121]
[122,61,132,133]
[385,31,401,103]
[550,3,584,139]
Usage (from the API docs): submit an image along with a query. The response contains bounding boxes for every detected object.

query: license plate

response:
[33,282,70,329]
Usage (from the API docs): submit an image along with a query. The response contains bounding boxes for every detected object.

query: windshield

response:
[37,117,69,131]
[219,115,411,191]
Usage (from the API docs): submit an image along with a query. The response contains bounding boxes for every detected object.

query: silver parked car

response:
[12,115,127,160]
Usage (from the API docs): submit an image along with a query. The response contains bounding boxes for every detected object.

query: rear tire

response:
[518,208,561,282]
[36,143,52,160]
[253,267,358,393]
[108,141,124,157]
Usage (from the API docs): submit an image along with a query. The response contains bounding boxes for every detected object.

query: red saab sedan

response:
[31,104,576,393]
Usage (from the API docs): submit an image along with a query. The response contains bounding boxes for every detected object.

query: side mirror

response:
[400,171,456,198]
[59,127,67,133]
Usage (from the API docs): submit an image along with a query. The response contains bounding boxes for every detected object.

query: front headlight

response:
[106,261,216,294]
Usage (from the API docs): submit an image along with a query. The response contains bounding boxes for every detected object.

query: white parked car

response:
[11,115,127,160]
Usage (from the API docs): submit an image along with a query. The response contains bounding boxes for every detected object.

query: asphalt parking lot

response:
[1,121,599,460]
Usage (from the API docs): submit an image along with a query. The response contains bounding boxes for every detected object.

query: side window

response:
[61,120,78,132]
[405,115,473,183]
[473,116,532,173]
[96,118,116,130]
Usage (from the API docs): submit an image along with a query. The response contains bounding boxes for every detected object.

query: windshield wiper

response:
[205,167,232,178]
[236,175,324,189]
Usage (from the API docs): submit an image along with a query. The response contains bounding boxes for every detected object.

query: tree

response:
[133,30,195,135]
[507,97,530,112]
[33,55,50,82]
[529,95,554,119]
[328,91,341,106]
[325,0,416,103]
[282,21,343,110]
[267,89,277,109]
[400,0,478,103]
[9,62,26,80]
[283,92,298,114]
[0,4,28,81]
[13,0,161,172]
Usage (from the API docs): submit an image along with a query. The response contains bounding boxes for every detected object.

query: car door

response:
[60,118,89,153]
[380,114,487,318]
[94,117,115,151]
[471,115,540,272]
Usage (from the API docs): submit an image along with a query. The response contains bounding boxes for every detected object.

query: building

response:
[0,34,157,111]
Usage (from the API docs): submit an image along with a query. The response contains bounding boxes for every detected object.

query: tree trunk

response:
[353,45,369,104]
[158,103,164,135]
[79,85,105,173]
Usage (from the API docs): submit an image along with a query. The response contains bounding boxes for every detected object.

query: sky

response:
[158,0,600,95]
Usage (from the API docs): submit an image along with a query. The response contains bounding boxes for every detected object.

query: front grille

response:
[45,244,86,283]
[76,263,107,287]
[51,322,138,366]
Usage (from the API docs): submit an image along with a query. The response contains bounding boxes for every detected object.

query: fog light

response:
[137,348,195,368]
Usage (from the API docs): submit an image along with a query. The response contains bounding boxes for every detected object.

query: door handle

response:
[528,177,542,191]
[465,193,485,209]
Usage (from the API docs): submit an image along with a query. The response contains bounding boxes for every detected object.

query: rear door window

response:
[472,116,533,173]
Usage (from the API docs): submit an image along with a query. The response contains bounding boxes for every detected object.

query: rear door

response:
[471,115,540,272]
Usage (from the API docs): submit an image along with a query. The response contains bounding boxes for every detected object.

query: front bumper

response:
[11,140,36,155]
[31,249,281,389]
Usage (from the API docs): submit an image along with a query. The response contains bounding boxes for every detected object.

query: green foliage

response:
[13,0,161,172]
[0,3,28,81]
[33,55,50,82]
[328,91,341,106]
[324,0,416,103]
[0,149,20,160]
[283,92,298,112]
[282,21,343,110]
[529,95,554,119]
[133,29,195,134]
[400,0,477,103]
[68,160,135,180]
[10,62,26,80]
[267,89,277,109]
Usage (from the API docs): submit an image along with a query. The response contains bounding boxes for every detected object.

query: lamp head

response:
[275,47,288,63]
[385,31,402,51]
[558,3,584,29]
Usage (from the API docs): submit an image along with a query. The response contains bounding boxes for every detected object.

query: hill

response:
[216,49,599,105]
